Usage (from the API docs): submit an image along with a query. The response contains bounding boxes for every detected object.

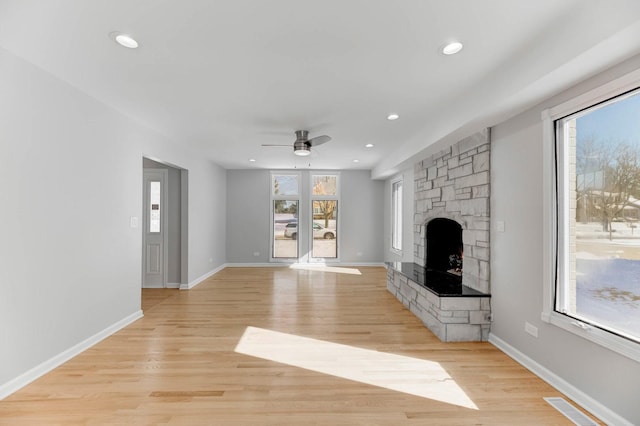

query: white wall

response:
[0,46,226,391]
[491,53,640,425]
[383,167,414,263]
[226,169,384,263]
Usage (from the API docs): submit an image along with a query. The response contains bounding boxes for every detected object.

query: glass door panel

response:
[311,200,337,259]
[273,200,298,258]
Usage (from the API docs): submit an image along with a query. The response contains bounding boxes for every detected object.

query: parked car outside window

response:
[284,222,336,240]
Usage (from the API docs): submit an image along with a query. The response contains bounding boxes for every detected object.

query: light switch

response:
[496,221,505,232]
[130,216,139,228]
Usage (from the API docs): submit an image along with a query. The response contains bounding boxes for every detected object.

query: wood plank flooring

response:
[0,266,600,425]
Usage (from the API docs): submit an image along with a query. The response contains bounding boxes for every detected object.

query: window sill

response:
[541,310,640,363]
[390,248,403,256]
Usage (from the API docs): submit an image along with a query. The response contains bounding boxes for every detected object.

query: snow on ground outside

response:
[576,258,640,339]
[574,222,640,340]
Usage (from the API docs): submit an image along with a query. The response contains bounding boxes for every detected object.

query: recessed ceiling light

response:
[353,159,360,163]
[110,32,139,49]
[387,114,399,121]
[249,158,256,162]
[442,41,463,55]
[365,143,374,148]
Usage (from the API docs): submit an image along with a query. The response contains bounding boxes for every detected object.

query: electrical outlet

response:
[525,322,538,338]
[253,251,260,257]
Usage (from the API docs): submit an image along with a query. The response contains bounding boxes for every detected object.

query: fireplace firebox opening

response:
[426,218,463,277]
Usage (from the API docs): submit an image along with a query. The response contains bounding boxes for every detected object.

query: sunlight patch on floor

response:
[234,326,478,410]
[289,263,362,275]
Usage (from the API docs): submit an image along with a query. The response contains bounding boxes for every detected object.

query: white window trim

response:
[390,175,403,255]
[542,68,640,363]
[310,172,340,262]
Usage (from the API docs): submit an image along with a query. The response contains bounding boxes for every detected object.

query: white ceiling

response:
[2,0,640,177]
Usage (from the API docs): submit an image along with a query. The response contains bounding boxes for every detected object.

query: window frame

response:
[542,68,640,363]
[310,172,340,261]
[270,172,301,261]
[390,177,403,254]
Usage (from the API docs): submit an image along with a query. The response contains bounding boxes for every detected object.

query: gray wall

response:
[226,170,271,262]
[340,170,385,262]
[226,169,384,263]
[490,53,640,424]
[0,46,227,390]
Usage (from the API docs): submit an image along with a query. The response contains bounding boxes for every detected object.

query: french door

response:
[271,172,339,262]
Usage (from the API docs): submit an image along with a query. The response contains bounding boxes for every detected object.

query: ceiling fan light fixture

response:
[294,146,311,156]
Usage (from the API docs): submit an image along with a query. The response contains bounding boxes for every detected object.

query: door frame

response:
[308,172,340,263]
[269,171,341,263]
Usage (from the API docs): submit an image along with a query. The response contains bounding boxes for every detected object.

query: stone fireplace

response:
[414,129,490,294]
[386,129,491,341]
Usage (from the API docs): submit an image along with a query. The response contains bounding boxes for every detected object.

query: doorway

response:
[270,172,340,263]
[142,158,188,288]
[143,168,168,287]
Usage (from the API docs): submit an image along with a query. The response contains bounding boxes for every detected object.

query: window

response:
[311,174,339,259]
[391,179,403,252]
[272,174,299,259]
[149,181,161,233]
[543,70,640,361]
[270,172,340,261]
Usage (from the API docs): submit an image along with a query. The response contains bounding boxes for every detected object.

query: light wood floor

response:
[1,267,599,425]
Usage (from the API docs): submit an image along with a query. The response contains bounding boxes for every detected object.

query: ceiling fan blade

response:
[307,135,331,146]
[261,144,291,147]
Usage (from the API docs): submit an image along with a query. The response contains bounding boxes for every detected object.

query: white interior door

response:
[143,169,168,288]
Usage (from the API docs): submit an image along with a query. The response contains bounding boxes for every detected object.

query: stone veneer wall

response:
[414,129,491,293]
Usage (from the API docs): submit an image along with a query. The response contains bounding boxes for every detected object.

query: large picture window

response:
[546,75,640,361]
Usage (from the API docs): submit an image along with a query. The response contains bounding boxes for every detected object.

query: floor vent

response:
[544,397,598,426]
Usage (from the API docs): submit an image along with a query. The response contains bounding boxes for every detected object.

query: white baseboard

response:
[180,264,227,290]
[488,333,632,426]
[0,310,143,400]
[166,282,181,289]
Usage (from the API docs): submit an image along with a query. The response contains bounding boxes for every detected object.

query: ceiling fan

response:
[262,130,332,156]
